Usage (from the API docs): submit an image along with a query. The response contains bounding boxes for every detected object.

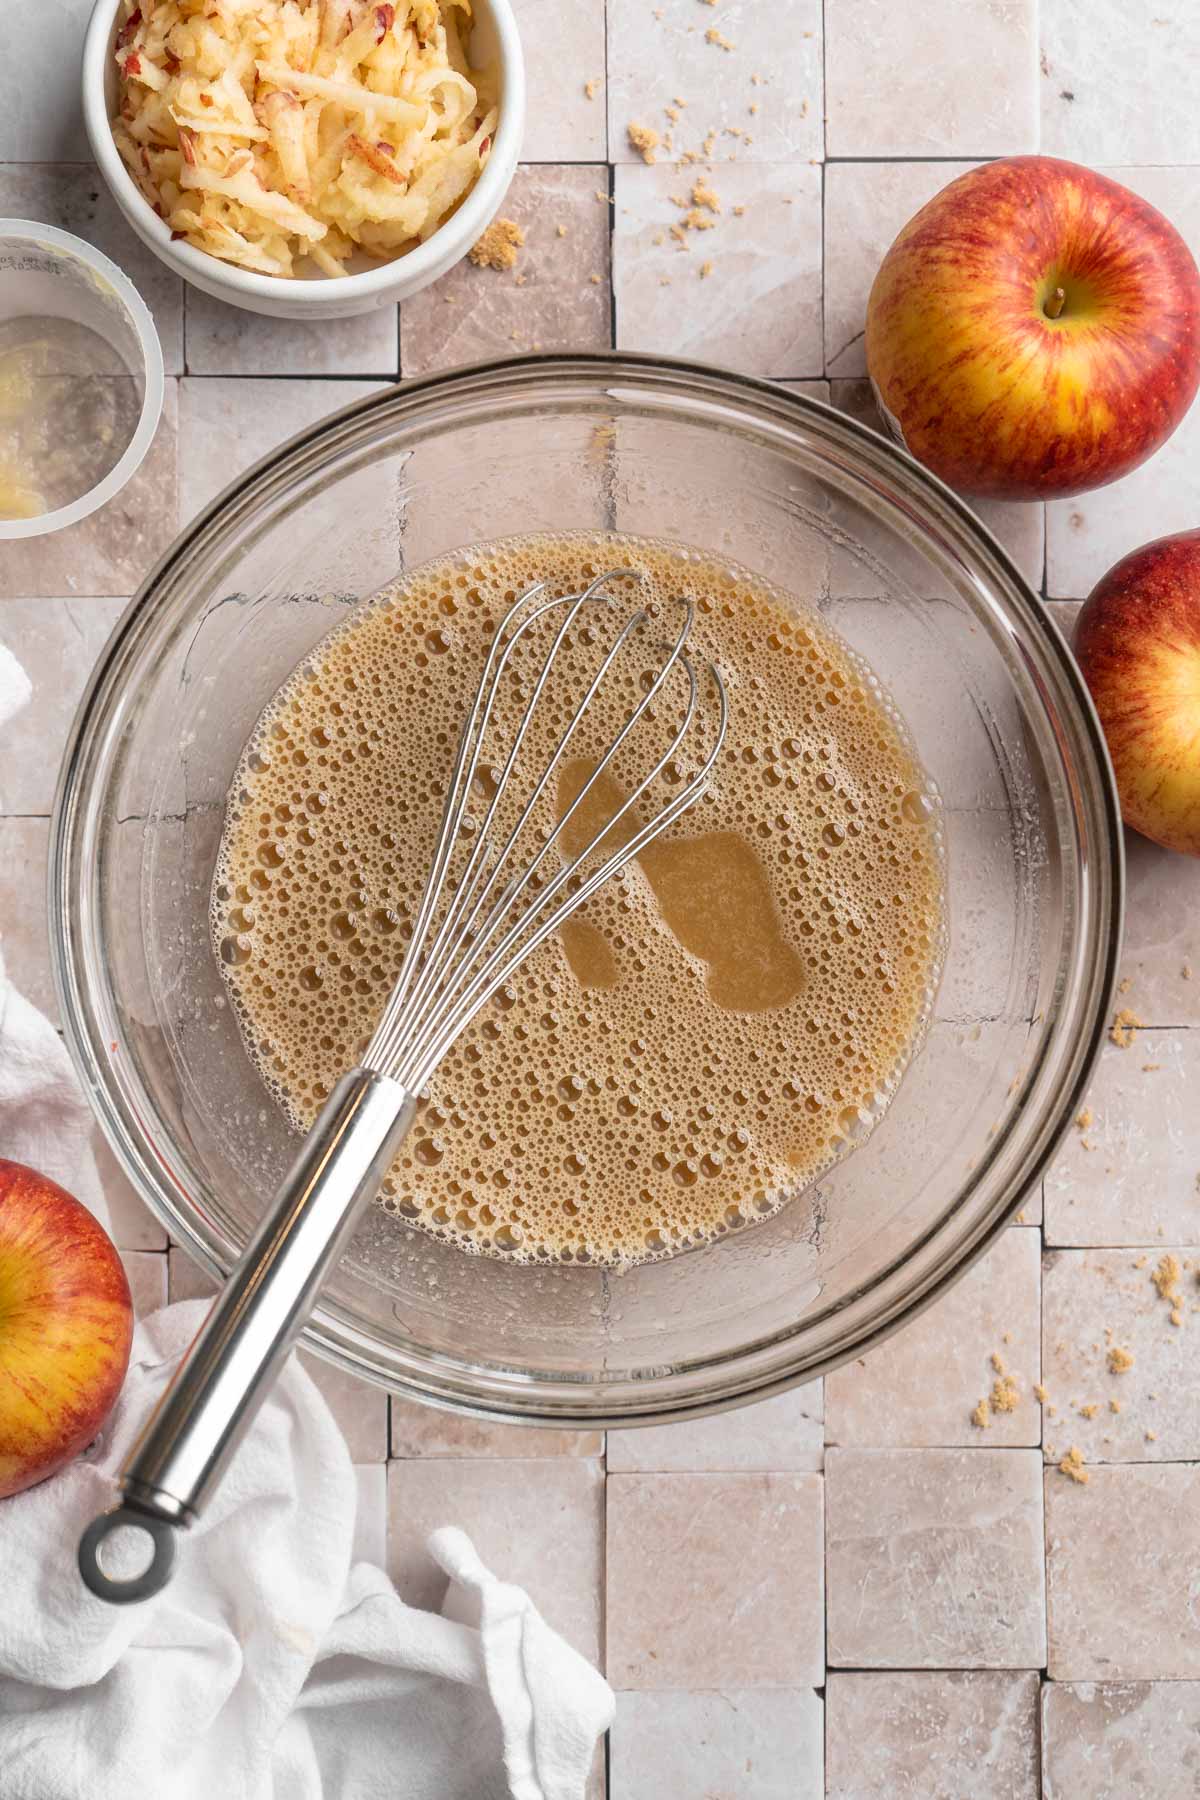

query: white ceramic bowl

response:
[81,0,525,320]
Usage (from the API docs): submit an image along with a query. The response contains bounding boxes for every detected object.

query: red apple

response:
[0,1160,133,1500]
[866,157,1200,500]
[1074,530,1200,857]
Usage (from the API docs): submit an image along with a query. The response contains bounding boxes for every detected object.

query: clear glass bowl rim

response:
[49,352,1124,1426]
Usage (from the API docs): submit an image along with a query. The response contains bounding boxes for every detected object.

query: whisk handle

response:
[78,1069,416,1604]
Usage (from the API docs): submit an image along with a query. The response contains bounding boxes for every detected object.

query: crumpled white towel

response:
[0,1307,613,1800]
[0,641,613,1798]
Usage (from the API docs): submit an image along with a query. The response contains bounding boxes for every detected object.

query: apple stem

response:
[1044,285,1067,320]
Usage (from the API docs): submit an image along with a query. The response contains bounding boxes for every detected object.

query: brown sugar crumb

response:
[555,224,567,238]
[1133,1255,1148,1270]
[627,121,660,164]
[732,203,746,216]
[698,259,713,279]
[584,78,598,100]
[681,208,717,231]
[1184,962,1194,981]
[1142,1063,1161,1072]
[588,273,601,284]
[991,1374,1020,1414]
[1034,1383,1050,1404]
[665,104,681,123]
[669,222,688,245]
[1118,976,1132,995]
[1110,1398,1122,1413]
[1076,1107,1094,1130]
[1108,1345,1134,1374]
[749,101,759,114]
[705,25,735,48]
[692,177,721,213]
[1079,1402,1099,1420]
[1110,1007,1142,1049]
[1171,1307,1184,1327]
[971,1397,991,1430]
[991,1352,1007,1375]
[1153,1253,1183,1305]
[469,218,524,271]
[1058,1445,1089,1484]
[1146,1429,1158,1443]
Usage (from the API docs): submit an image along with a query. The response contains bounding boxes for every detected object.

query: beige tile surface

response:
[606,0,822,166]
[610,1689,823,1800]
[607,1382,823,1473]
[390,1397,601,1460]
[387,1457,604,1663]
[826,1449,1047,1668]
[828,379,1046,591]
[94,1130,168,1253]
[1118,829,1200,1026]
[516,0,607,161]
[185,289,398,378]
[826,1672,1040,1799]
[299,1351,389,1465]
[613,162,822,378]
[1041,1680,1200,1797]
[1045,166,1200,598]
[120,1248,168,1318]
[826,0,1038,159]
[178,377,386,521]
[0,164,183,373]
[1046,1463,1200,1680]
[0,596,126,813]
[606,1472,824,1688]
[1043,1032,1199,1246]
[823,161,980,378]
[1040,5,1200,164]
[0,0,91,161]
[827,1227,1042,1448]
[0,380,178,598]
[1042,1247,1200,1464]
[400,164,611,375]
[167,1246,218,1304]
[0,817,53,1020]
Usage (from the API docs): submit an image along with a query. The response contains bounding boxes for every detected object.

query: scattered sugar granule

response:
[555,224,567,238]
[1184,962,1194,981]
[1171,1307,1184,1327]
[1118,976,1132,995]
[705,25,735,48]
[1110,1398,1122,1413]
[991,1375,1020,1414]
[750,71,763,84]
[469,218,524,271]
[1153,1253,1183,1305]
[699,259,713,278]
[584,78,598,100]
[674,95,687,106]
[749,101,759,114]
[732,203,746,216]
[594,189,614,205]
[680,208,715,231]
[588,273,601,284]
[1003,1332,1013,1345]
[669,222,688,245]
[1076,1107,1094,1130]
[702,129,717,156]
[692,177,721,212]
[1079,1402,1099,1419]
[971,1398,991,1429]
[1146,1429,1158,1443]
[513,273,527,287]
[1058,1446,1089,1484]
[1110,1008,1142,1048]
[1108,1345,1134,1374]
[1142,1062,1161,1072]
[1034,1384,1050,1404]
[658,276,671,286]
[628,122,660,164]
[1134,1255,1149,1270]
[991,1352,1006,1374]
[665,104,681,122]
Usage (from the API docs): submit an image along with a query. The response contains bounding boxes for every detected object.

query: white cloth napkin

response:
[0,642,613,1799]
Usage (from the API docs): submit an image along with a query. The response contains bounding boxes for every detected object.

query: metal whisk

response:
[79,569,727,1603]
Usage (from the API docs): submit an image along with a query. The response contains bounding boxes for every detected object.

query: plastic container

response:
[0,219,163,540]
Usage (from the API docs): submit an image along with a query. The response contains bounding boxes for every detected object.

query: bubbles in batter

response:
[211,532,945,1267]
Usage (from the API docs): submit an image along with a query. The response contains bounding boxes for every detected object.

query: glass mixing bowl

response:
[50,355,1122,1425]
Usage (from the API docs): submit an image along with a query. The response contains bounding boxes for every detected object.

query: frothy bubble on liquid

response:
[211,531,946,1268]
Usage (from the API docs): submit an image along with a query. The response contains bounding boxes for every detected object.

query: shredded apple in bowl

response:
[111,0,499,278]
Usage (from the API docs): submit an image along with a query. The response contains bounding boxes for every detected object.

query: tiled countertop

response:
[4,2,1200,1793]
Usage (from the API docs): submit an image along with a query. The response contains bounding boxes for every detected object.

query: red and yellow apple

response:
[866,156,1200,500]
[0,1159,133,1500]
[1074,530,1200,856]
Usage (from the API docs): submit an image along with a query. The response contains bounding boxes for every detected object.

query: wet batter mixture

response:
[212,533,945,1266]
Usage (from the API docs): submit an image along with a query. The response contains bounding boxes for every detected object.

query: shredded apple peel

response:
[111,0,498,278]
